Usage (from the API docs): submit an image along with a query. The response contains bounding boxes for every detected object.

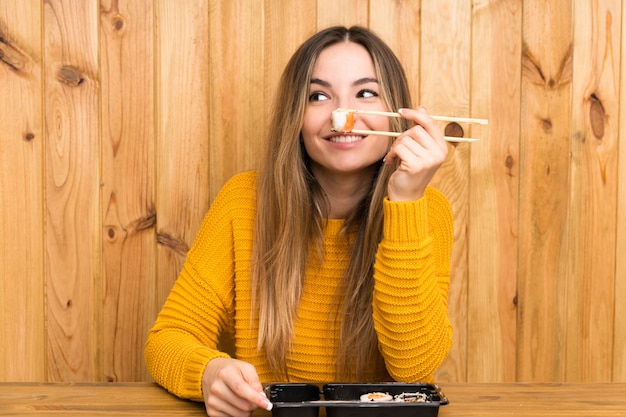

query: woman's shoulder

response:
[221,170,257,191]
[214,170,258,203]
[186,171,258,261]
[198,170,258,224]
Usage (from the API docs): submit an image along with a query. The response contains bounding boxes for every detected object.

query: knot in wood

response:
[0,37,26,72]
[444,122,464,138]
[589,94,605,140]
[505,155,514,170]
[57,66,84,87]
[113,17,125,31]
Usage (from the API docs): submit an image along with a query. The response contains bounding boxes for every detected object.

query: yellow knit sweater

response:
[145,170,453,402]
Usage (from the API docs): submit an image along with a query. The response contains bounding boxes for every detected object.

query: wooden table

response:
[1,382,625,416]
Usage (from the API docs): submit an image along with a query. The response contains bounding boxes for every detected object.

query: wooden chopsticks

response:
[336,108,488,125]
[334,108,487,143]
[348,129,479,142]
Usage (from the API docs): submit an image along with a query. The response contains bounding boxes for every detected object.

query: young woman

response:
[145,25,454,417]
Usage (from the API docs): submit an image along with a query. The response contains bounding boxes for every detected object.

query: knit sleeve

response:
[372,187,454,382]
[144,173,254,401]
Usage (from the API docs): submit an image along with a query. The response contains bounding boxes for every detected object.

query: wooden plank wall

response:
[0,0,624,384]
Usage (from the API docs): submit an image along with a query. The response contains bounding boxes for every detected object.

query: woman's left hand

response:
[383,107,448,201]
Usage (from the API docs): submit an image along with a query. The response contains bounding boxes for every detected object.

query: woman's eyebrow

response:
[309,77,379,87]
[310,78,330,87]
[353,77,379,85]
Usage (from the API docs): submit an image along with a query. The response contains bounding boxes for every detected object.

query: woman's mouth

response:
[328,135,364,143]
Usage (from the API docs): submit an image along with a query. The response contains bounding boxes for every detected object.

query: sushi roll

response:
[359,392,393,402]
[331,109,355,132]
[394,392,428,402]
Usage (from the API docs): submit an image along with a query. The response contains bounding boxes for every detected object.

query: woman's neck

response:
[312,169,376,219]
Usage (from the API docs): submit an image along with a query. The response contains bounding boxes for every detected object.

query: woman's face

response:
[302,41,391,180]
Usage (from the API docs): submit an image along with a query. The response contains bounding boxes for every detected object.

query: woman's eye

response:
[309,92,329,102]
[358,89,379,99]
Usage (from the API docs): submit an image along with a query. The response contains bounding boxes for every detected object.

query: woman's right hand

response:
[202,357,272,417]
[384,107,448,202]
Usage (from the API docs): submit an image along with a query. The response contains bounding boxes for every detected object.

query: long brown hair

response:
[252,26,413,380]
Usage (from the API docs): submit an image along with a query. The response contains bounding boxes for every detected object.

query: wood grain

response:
[100,0,157,382]
[0,0,625,385]
[565,0,620,382]
[0,0,45,382]
[418,0,472,384]
[264,0,317,114]
[2,382,626,417]
[43,0,101,382]
[437,382,626,417]
[0,382,207,416]
[466,0,521,383]
[369,0,421,104]
[615,0,626,384]
[517,0,573,382]
[208,0,265,203]
[316,0,369,28]
[155,0,211,302]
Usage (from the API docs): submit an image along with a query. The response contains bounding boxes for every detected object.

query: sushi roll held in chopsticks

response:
[331,108,400,134]
[330,108,402,138]
[331,109,356,133]
[330,108,485,142]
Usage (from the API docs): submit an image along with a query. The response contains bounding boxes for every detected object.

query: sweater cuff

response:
[382,196,429,243]
[182,348,231,402]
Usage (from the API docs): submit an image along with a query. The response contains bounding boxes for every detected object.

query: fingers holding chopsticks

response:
[384,107,448,202]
